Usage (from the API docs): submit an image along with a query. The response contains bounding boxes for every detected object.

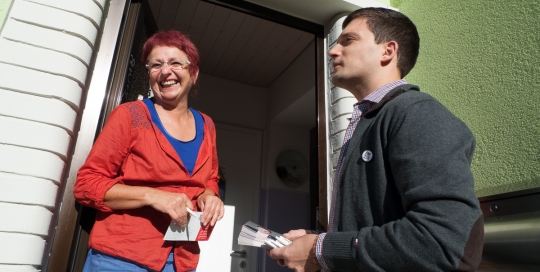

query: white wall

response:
[259,41,315,272]
[190,73,267,130]
[267,41,315,121]
[263,123,311,192]
[0,0,107,270]
[264,41,315,191]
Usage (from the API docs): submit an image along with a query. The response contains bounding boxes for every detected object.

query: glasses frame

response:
[145,59,191,72]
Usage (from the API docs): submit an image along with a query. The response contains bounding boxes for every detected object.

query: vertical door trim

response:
[316,36,328,229]
[97,1,142,131]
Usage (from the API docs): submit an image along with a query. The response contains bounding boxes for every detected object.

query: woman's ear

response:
[192,68,200,84]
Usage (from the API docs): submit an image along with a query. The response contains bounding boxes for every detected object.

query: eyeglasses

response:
[145,60,191,72]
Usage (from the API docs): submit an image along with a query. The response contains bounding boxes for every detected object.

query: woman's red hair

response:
[141,30,200,80]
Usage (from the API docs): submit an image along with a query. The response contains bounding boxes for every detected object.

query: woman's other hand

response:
[146,189,193,227]
[197,189,224,226]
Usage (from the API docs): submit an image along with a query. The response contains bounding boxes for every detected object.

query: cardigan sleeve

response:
[201,113,220,197]
[322,97,483,271]
[73,105,131,212]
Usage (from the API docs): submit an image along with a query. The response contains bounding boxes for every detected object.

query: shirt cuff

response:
[315,233,330,271]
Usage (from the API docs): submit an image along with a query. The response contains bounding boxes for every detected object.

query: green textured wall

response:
[391,0,540,197]
[0,0,12,31]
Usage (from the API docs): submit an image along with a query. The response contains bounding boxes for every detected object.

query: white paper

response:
[164,211,209,241]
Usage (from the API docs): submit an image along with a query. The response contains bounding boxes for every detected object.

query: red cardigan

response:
[74,101,220,271]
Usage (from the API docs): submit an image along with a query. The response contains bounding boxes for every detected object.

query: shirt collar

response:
[360,79,408,105]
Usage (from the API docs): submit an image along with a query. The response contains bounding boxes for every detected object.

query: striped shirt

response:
[316,79,407,271]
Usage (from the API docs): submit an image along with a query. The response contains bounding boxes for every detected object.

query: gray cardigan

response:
[322,85,483,271]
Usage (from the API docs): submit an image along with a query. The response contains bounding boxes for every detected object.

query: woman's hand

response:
[197,189,224,226]
[146,189,194,227]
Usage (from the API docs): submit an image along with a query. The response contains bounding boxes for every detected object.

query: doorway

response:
[69,0,323,271]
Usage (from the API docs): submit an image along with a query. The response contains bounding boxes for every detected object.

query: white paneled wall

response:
[0,0,106,270]
[325,15,355,208]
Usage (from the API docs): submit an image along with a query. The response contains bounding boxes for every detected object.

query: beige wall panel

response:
[330,130,345,153]
[2,19,94,66]
[29,0,103,28]
[330,115,348,138]
[0,144,64,183]
[0,233,45,265]
[94,0,107,11]
[0,63,82,110]
[0,264,38,272]
[0,89,77,133]
[0,172,58,208]
[0,203,52,236]
[330,86,354,104]
[0,115,71,159]
[0,40,88,86]
[9,0,97,47]
[329,98,354,120]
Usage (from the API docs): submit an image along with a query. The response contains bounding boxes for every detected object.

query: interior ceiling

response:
[147,0,315,88]
[246,0,368,25]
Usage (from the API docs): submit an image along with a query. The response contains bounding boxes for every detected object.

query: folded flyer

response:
[164,211,214,241]
[237,221,292,248]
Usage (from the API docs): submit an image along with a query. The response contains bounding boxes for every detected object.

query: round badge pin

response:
[362,150,373,162]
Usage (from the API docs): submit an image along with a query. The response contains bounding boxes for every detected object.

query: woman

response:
[74,30,224,272]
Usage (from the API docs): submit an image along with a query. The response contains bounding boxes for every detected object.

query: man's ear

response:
[381,41,398,63]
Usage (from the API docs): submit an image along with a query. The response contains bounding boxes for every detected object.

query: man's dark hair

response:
[343,8,420,78]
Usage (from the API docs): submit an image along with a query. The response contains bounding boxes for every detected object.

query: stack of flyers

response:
[238,221,292,249]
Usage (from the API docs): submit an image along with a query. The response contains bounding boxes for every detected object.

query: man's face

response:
[329,19,383,90]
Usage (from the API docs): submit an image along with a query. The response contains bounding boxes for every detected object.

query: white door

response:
[215,123,262,272]
[197,205,235,272]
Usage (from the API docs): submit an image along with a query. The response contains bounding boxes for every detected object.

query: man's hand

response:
[196,189,224,226]
[267,234,321,272]
[283,229,309,240]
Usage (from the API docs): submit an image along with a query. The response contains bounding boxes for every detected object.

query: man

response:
[268,7,484,272]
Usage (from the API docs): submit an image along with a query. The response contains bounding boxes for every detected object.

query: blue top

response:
[143,98,204,176]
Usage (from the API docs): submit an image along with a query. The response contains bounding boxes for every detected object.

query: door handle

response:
[230,250,246,258]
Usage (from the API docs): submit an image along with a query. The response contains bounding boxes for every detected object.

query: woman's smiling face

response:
[147,46,198,105]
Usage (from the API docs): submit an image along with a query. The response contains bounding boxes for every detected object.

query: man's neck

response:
[349,76,402,102]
